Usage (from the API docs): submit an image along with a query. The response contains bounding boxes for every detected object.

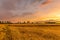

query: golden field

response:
[0,24,60,40]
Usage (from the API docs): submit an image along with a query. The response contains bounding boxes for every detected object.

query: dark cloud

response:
[0,0,50,11]
[21,12,33,17]
[1,0,49,10]
[0,0,52,21]
[1,0,17,10]
[41,0,51,5]
[0,10,14,20]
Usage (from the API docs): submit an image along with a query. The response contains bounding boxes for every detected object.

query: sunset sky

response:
[0,0,60,22]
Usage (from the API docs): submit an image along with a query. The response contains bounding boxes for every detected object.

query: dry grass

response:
[0,24,60,40]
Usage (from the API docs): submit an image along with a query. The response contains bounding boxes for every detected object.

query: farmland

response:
[0,24,60,40]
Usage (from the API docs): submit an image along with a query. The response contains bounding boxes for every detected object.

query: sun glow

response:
[55,14,60,17]
[47,12,60,21]
[41,11,60,21]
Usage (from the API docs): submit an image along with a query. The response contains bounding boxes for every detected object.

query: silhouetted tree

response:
[27,21,30,24]
[45,22,56,24]
[6,21,12,24]
[0,21,2,24]
[16,22,20,24]
[23,21,26,24]
[19,22,22,24]
[1,21,4,24]
[35,22,39,24]
[31,22,34,24]
[0,21,12,24]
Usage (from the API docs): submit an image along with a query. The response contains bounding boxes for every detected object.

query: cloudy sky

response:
[0,0,60,22]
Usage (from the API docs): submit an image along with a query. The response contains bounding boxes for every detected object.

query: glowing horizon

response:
[0,0,60,22]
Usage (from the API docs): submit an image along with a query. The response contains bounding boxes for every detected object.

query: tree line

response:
[0,21,57,24]
[0,21,12,24]
[0,21,35,24]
